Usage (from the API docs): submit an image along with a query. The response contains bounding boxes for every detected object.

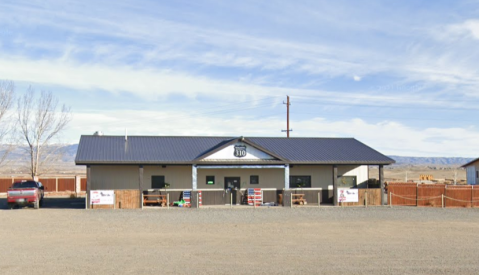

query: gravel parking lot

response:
[1,204,479,274]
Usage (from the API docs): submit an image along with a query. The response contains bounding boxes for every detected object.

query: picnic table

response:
[143,194,167,207]
[292,194,307,205]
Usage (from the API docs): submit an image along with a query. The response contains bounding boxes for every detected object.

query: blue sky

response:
[1,0,479,157]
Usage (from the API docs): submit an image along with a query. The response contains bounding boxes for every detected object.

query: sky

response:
[1,0,479,157]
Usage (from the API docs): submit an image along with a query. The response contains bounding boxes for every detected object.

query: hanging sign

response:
[90,190,115,205]
[337,188,359,203]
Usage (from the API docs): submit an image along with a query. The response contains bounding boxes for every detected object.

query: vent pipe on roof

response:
[93,131,103,136]
[125,128,128,141]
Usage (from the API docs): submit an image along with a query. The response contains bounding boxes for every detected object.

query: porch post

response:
[86,165,91,209]
[139,165,144,208]
[192,165,197,191]
[379,165,386,205]
[284,164,290,190]
[333,165,338,206]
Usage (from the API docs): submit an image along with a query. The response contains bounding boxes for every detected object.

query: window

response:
[206,176,215,185]
[290,176,311,188]
[12,181,38,188]
[250,175,259,184]
[338,176,357,188]
[152,176,165,189]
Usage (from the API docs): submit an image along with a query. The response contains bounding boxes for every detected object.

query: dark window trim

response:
[206,175,215,185]
[290,175,312,188]
[151,175,166,189]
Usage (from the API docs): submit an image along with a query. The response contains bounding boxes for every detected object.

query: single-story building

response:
[75,135,394,208]
[462,158,479,185]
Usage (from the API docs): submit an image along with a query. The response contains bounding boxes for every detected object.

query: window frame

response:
[250,175,259,185]
[206,175,215,185]
[289,175,312,188]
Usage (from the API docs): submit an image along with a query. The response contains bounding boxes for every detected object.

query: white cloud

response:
[446,19,479,40]
[353,75,361,81]
[0,56,435,108]
[69,110,479,157]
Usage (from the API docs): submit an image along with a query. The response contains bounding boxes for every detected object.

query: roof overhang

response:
[461,158,479,168]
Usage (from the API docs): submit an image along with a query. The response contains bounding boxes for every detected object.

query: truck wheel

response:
[8,204,14,210]
[34,200,39,209]
[39,199,44,207]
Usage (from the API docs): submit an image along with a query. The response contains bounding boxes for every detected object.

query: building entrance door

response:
[224,177,241,204]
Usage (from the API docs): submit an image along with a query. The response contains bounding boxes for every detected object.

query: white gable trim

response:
[202,142,276,161]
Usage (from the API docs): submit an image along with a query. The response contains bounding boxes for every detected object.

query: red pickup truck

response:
[7,181,45,209]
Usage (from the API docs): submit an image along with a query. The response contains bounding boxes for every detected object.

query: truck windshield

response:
[12,181,37,188]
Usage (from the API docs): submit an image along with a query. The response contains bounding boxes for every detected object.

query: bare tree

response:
[0,80,15,165]
[17,87,72,179]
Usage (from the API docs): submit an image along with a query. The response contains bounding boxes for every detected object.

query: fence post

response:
[389,192,392,208]
[141,193,143,210]
[85,193,88,210]
[230,192,232,208]
[167,193,169,210]
[473,185,475,208]
[318,192,321,208]
[472,185,474,208]
[442,194,444,209]
[416,183,418,207]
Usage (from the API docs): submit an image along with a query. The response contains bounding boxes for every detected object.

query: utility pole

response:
[281,95,292,137]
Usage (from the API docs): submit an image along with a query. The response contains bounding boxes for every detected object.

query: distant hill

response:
[389,156,473,166]
[1,144,474,167]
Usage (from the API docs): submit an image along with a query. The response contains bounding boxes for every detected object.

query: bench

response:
[143,194,167,207]
[292,194,307,205]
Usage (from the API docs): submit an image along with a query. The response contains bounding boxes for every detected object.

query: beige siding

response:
[143,165,192,189]
[90,164,369,191]
[91,165,139,190]
[338,165,369,186]
[197,168,284,189]
[290,165,333,189]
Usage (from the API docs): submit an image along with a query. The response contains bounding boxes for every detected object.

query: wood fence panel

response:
[80,178,87,191]
[0,178,12,193]
[387,183,417,206]
[201,190,225,205]
[473,188,479,208]
[366,189,381,206]
[38,178,57,192]
[341,189,381,206]
[292,189,321,204]
[58,178,75,192]
[115,190,140,209]
[262,190,282,204]
[445,186,472,208]
[417,184,445,207]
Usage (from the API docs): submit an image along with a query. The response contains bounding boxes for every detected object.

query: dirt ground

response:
[1,205,479,275]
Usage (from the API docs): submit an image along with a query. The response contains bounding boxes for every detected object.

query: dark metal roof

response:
[461,158,479,168]
[75,135,395,165]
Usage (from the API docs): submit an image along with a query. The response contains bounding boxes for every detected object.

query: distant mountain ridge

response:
[389,156,473,166]
[1,144,474,167]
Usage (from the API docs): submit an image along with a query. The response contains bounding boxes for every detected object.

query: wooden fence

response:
[90,190,140,209]
[0,177,84,193]
[388,183,479,208]
[340,189,382,206]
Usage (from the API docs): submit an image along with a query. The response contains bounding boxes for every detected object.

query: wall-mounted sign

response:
[234,145,247,158]
[337,188,358,203]
[90,190,114,205]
